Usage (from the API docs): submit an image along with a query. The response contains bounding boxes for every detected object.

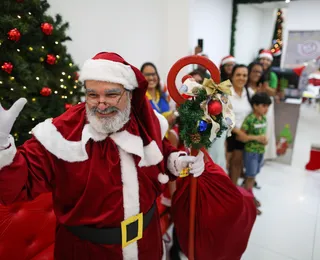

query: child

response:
[241,92,272,215]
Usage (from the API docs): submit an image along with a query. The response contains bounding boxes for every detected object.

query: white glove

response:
[167,151,205,178]
[0,98,27,148]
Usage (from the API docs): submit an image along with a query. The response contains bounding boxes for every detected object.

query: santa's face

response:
[85,80,132,134]
[142,65,159,89]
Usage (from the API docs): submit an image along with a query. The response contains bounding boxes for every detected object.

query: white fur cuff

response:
[167,151,186,177]
[0,135,17,170]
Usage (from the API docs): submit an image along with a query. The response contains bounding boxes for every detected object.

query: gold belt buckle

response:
[121,212,143,248]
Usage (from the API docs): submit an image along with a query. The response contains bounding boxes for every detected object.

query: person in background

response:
[227,64,267,185]
[207,56,236,172]
[189,69,204,84]
[141,62,176,126]
[247,62,264,92]
[220,55,236,81]
[241,92,272,215]
[258,50,278,160]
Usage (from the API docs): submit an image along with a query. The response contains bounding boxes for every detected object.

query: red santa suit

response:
[0,53,181,260]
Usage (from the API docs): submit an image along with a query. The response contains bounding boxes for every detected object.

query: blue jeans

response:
[244,152,264,178]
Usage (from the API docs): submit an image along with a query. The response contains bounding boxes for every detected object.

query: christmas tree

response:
[0,0,83,145]
[280,124,293,144]
[270,9,284,67]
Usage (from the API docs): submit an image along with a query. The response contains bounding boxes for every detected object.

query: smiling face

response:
[249,64,263,84]
[260,57,272,71]
[142,65,159,90]
[231,67,248,90]
[85,80,132,134]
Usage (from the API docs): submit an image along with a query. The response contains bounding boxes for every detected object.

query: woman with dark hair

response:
[220,55,236,81]
[247,62,264,92]
[227,64,267,185]
[258,50,277,160]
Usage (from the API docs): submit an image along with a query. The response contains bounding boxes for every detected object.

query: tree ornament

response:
[1,62,13,74]
[208,100,222,116]
[190,133,201,144]
[74,72,79,80]
[40,87,52,96]
[65,103,73,110]
[16,0,24,2]
[46,54,56,65]
[198,120,208,132]
[41,23,53,35]
[8,28,21,42]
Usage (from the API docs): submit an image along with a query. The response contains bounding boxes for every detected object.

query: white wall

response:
[48,0,233,80]
[189,0,233,66]
[235,0,320,67]
[47,0,191,81]
[235,4,264,65]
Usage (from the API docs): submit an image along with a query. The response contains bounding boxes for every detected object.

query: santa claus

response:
[0,52,205,260]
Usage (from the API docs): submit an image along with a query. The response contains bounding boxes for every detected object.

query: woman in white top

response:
[227,64,267,185]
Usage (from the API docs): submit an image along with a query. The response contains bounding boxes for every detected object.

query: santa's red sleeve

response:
[0,136,54,205]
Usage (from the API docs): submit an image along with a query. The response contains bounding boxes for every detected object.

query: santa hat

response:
[259,50,273,61]
[221,55,236,66]
[79,52,138,90]
[79,52,169,183]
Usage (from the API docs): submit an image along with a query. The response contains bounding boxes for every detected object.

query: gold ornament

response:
[179,168,190,178]
[40,57,44,62]
[29,47,33,51]
[202,78,232,96]
[32,98,36,102]
[10,76,15,81]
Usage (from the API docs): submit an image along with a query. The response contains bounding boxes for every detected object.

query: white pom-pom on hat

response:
[158,173,169,184]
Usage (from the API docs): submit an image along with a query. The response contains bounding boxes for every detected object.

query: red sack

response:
[172,161,256,260]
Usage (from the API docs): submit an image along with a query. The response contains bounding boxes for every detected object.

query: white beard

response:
[86,101,131,135]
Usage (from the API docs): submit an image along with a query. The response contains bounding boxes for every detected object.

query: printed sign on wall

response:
[283,30,320,68]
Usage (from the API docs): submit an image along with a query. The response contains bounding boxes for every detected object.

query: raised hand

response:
[0,98,27,147]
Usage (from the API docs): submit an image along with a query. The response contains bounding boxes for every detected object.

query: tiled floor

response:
[172,102,320,260]
[242,103,320,260]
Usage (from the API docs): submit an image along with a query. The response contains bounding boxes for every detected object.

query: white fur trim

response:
[32,119,88,162]
[308,73,320,80]
[158,173,169,184]
[119,147,140,260]
[162,240,166,260]
[221,56,236,66]
[32,120,163,165]
[259,52,273,61]
[154,110,169,139]
[0,136,17,170]
[79,59,138,90]
[167,151,187,177]
[110,131,163,167]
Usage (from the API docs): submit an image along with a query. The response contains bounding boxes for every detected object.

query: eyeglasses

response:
[86,90,127,106]
[252,70,263,75]
[143,72,157,78]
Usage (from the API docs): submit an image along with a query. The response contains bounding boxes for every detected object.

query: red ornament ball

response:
[65,103,73,110]
[74,72,79,80]
[16,0,24,2]
[41,23,53,35]
[208,100,223,116]
[8,28,21,42]
[1,62,14,74]
[40,87,52,97]
[46,54,56,65]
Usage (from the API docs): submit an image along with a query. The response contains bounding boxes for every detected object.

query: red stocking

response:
[306,147,320,171]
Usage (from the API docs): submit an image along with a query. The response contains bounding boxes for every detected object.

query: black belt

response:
[65,202,156,248]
